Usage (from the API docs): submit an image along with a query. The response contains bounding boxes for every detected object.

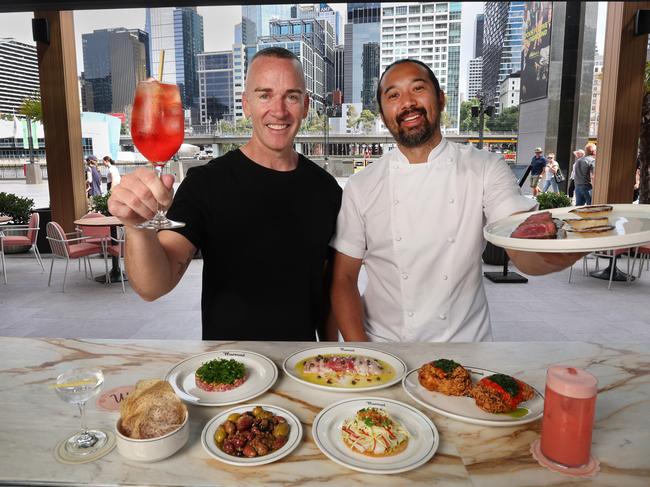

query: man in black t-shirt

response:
[108,47,342,341]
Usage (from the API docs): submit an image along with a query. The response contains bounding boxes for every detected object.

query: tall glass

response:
[131,78,185,229]
[54,368,107,456]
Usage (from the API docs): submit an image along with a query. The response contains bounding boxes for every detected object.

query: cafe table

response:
[0,338,647,486]
[73,216,126,284]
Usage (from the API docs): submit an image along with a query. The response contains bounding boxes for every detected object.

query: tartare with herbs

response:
[195,358,246,392]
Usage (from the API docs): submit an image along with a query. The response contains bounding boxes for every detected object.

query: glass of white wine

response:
[54,368,107,455]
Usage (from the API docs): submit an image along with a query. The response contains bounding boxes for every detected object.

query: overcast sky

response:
[0,2,606,99]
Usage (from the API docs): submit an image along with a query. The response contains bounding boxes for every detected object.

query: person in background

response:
[574,143,596,205]
[541,152,559,193]
[633,157,641,203]
[103,156,121,192]
[529,147,546,196]
[86,155,102,197]
[568,149,584,201]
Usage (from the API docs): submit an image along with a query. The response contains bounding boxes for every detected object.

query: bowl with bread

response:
[115,379,189,462]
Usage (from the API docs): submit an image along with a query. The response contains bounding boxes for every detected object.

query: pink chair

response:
[76,212,111,279]
[0,212,44,284]
[46,221,104,292]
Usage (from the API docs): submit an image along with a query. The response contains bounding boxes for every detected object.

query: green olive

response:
[252,406,264,418]
[214,426,226,444]
[227,413,241,423]
[273,422,290,438]
[260,410,274,420]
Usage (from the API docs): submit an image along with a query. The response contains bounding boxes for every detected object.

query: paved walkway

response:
[1,251,648,342]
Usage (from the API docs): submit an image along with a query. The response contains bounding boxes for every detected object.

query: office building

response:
[380,2,462,130]
[242,5,293,39]
[234,18,256,46]
[482,1,524,112]
[498,72,520,109]
[475,13,484,58]
[81,28,149,114]
[145,7,204,114]
[197,51,234,125]
[468,56,482,99]
[361,43,380,111]
[334,44,345,98]
[0,39,39,115]
[344,3,381,105]
[590,53,603,137]
[296,3,342,45]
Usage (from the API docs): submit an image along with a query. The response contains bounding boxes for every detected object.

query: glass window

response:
[383,7,394,16]
[409,5,421,14]
[423,4,435,14]
[396,6,407,15]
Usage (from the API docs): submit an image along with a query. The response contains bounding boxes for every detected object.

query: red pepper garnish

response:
[481,378,526,410]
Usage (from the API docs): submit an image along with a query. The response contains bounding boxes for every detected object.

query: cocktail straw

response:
[158,49,165,81]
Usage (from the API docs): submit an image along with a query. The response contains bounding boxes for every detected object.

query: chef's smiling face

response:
[378,62,445,148]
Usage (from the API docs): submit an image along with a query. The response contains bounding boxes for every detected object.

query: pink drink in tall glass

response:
[540,366,597,467]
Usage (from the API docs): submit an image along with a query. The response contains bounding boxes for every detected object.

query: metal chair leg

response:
[0,246,6,285]
[33,245,44,271]
[48,257,55,286]
[62,259,69,292]
[568,264,573,283]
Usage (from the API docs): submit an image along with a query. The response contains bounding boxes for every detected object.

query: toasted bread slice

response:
[566,225,615,237]
[569,205,613,218]
[562,217,609,230]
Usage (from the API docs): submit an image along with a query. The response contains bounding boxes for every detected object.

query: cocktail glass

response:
[131,78,185,229]
[54,367,107,455]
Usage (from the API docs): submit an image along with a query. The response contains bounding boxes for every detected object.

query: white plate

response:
[282,346,407,392]
[165,350,278,406]
[402,367,543,427]
[201,404,302,466]
[484,204,650,252]
[312,397,438,474]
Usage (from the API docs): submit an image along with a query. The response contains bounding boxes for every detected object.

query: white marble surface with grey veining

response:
[0,338,648,486]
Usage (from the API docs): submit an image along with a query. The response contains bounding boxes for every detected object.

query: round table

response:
[73,216,126,284]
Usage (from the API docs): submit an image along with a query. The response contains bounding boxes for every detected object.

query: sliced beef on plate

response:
[510,212,558,239]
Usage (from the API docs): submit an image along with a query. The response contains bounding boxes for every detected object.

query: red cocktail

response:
[130,78,185,229]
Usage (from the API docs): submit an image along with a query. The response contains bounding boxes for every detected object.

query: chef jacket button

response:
[439,313,447,320]
[395,236,402,241]
[401,273,409,280]
[442,274,448,280]
[393,199,400,205]
[447,237,455,243]
[449,198,455,204]
[407,311,414,317]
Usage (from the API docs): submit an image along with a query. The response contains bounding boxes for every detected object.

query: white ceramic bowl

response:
[115,411,189,462]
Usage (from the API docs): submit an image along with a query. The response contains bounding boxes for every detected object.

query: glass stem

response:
[78,402,87,434]
[154,165,166,222]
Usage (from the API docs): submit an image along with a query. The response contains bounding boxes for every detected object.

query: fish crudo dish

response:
[295,354,396,388]
[341,407,410,457]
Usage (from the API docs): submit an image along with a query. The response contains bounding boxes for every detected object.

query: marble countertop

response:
[0,338,648,486]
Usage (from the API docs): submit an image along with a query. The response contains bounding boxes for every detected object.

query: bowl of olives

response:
[201,404,303,466]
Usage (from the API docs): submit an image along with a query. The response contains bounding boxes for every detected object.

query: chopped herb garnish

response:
[486,374,519,397]
[432,359,460,375]
[196,359,245,385]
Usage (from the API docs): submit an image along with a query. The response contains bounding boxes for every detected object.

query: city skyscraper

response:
[241,5,293,39]
[344,3,380,106]
[296,3,342,45]
[197,51,234,125]
[81,28,149,114]
[380,2,462,130]
[475,13,484,58]
[0,39,39,115]
[145,7,204,116]
[361,42,379,111]
[468,56,482,99]
[482,1,524,112]
[334,44,345,99]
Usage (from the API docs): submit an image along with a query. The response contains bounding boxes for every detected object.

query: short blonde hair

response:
[585,143,597,155]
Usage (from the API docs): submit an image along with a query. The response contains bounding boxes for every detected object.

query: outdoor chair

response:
[568,248,636,290]
[105,226,126,293]
[76,211,111,278]
[630,244,650,279]
[0,212,44,284]
[45,221,103,292]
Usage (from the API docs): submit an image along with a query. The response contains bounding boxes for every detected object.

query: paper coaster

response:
[96,385,134,411]
[530,439,600,478]
[54,429,116,464]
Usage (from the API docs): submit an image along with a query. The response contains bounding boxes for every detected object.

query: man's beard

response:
[391,108,437,148]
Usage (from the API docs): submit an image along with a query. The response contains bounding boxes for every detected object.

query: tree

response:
[346,105,360,131]
[358,109,376,133]
[301,108,325,133]
[459,99,488,133]
[486,105,519,132]
[639,61,650,204]
[440,111,452,130]
[18,95,43,122]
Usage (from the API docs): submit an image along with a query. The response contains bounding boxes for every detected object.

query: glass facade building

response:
[197,51,234,125]
[241,5,293,39]
[361,42,380,112]
[344,3,381,105]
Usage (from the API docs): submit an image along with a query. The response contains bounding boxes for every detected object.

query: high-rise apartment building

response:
[145,7,204,115]
[242,5,293,39]
[344,3,381,106]
[197,51,234,125]
[499,72,520,110]
[380,2,462,130]
[468,56,482,99]
[234,17,256,46]
[482,2,524,112]
[334,45,345,97]
[475,13,484,58]
[361,43,380,112]
[81,28,149,114]
[0,39,39,115]
[590,53,603,137]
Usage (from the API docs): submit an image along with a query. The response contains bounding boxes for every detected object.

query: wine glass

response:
[131,78,185,229]
[54,368,107,456]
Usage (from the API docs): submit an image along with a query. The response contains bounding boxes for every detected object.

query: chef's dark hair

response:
[376,59,442,114]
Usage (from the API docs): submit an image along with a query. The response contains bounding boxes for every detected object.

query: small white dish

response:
[115,410,189,462]
[312,397,438,474]
[165,350,278,406]
[201,404,302,466]
[402,367,544,427]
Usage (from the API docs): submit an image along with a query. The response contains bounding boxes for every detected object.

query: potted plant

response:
[90,192,112,216]
[0,192,35,253]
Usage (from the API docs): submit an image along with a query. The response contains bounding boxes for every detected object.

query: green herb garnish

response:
[196,359,245,385]
[432,359,460,375]
[486,374,519,397]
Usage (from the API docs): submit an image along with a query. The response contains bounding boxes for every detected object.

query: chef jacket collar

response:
[393,137,449,166]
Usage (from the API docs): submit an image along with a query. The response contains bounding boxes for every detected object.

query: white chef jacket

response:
[332,138,536,342]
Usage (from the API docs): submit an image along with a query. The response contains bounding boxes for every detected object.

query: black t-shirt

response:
[166,149,342,341]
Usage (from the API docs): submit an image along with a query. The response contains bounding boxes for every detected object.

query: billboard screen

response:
[521,2,553,103]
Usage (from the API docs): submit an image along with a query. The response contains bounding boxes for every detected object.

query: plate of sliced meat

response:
[484,204,650,252]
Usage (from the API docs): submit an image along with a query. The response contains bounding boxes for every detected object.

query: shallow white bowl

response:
[115,411,189,462]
